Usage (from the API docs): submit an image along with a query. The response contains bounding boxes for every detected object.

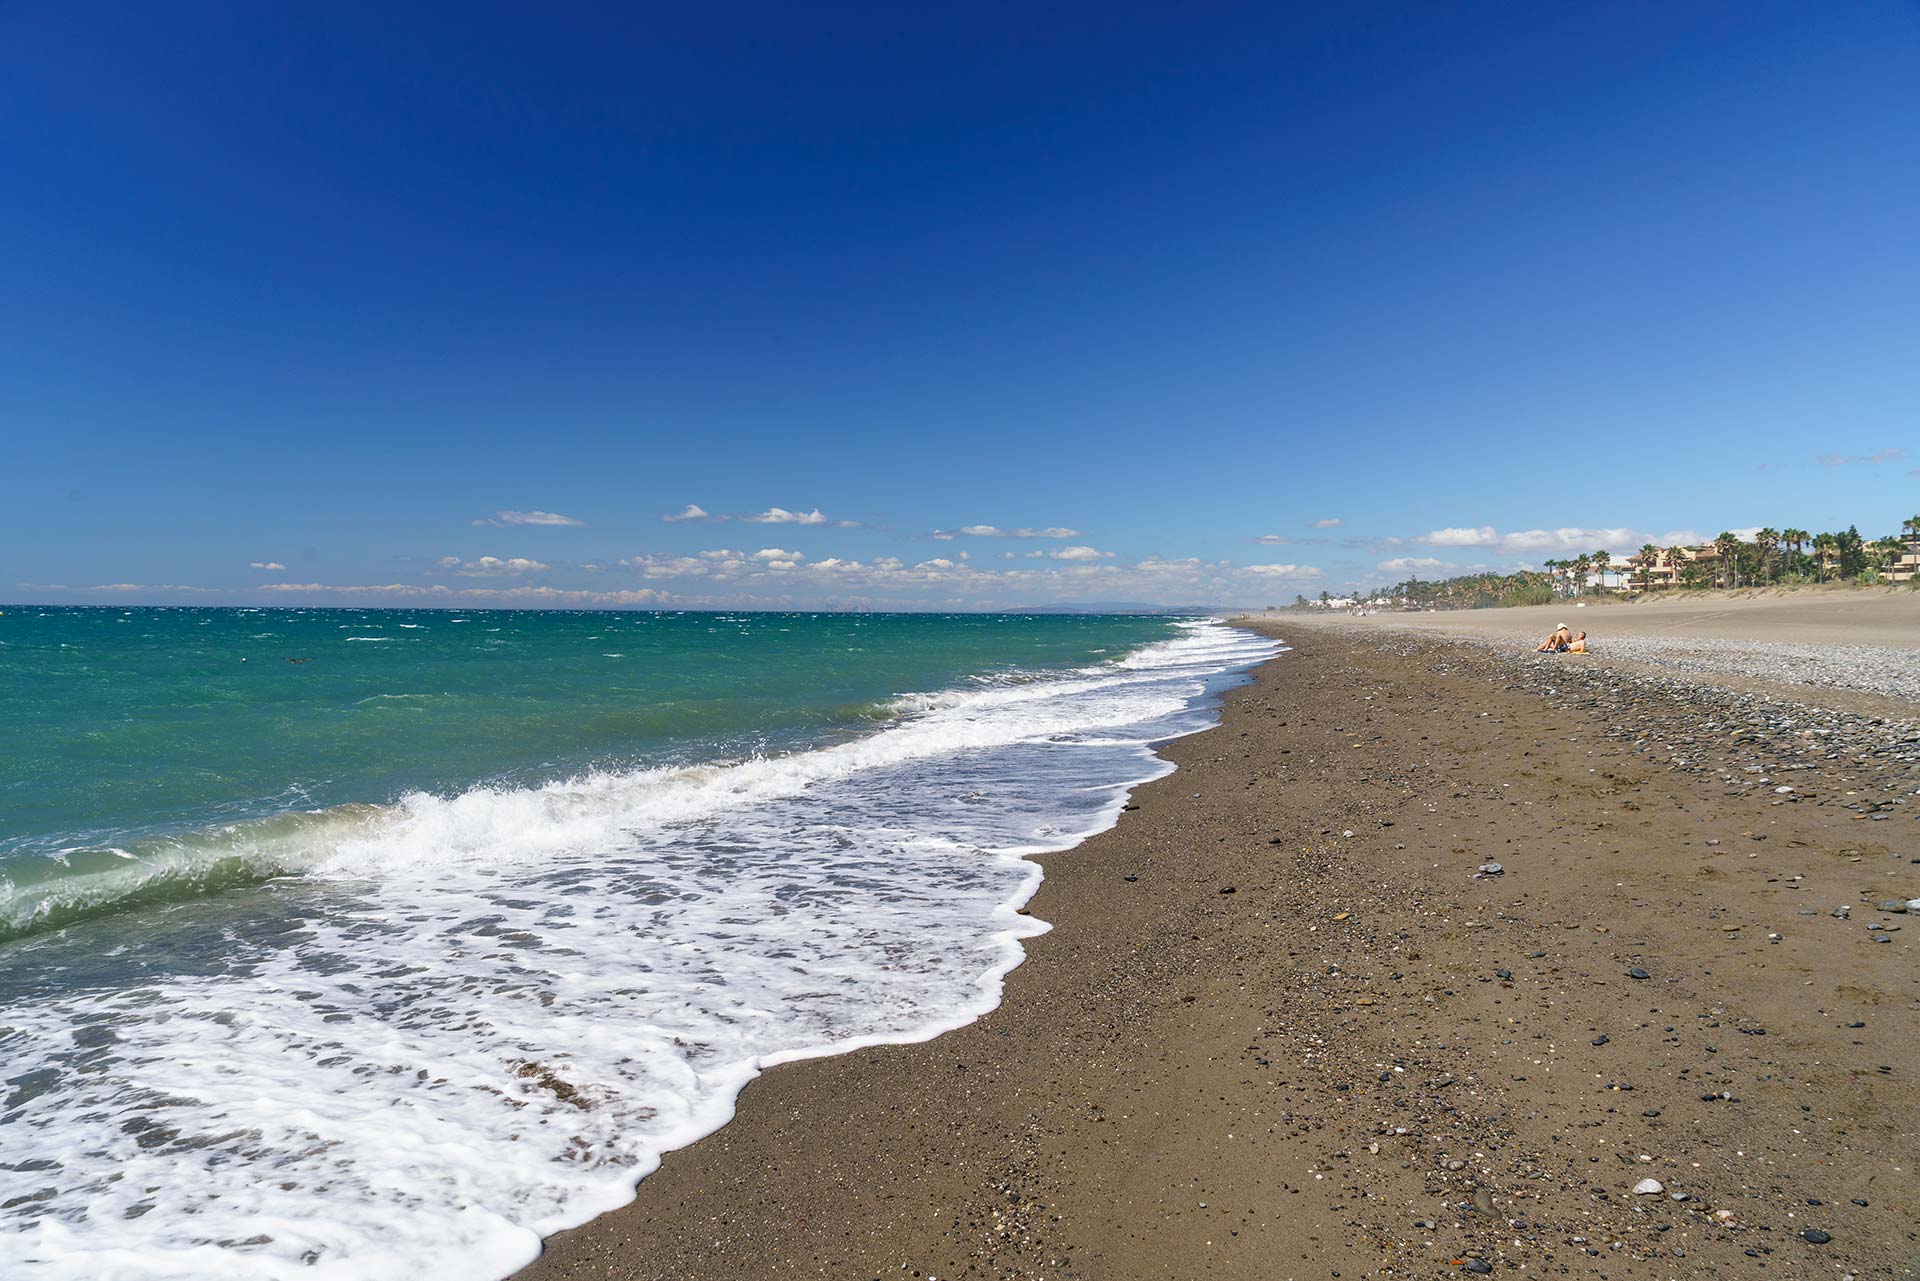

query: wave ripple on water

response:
[0,620,1281,1281]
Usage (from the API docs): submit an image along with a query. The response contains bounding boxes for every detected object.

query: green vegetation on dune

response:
[1290,515,1920,611]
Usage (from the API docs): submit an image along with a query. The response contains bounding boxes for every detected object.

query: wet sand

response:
[516,622,1917,1280]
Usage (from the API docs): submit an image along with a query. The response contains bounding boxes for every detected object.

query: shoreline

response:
[515,623,1916,1280]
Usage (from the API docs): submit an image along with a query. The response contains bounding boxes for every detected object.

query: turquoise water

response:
[0,606,1175,935]
[0,606,1279,1281]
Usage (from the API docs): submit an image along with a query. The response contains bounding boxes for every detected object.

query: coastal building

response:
[1631,545,1723,590]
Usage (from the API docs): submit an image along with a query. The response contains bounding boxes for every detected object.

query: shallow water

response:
[0,609,1280,1279]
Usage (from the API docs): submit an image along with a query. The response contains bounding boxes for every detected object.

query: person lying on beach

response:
[1535,625,1573,653]
[1567,631,1588,653]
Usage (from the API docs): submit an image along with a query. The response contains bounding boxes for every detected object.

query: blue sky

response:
[4,1,1915,608]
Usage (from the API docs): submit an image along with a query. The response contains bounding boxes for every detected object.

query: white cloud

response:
[1241,563,1323,577]
[248,561,286,571]
[262,582,663,606]
[264,582,451,596]
[437,555,549,577]
[1311,517,1343,529]
[662,504,716,523]
[744,507,828,525]
[1377,556,1453,573]
[473,510,583,527]
[1819,447,1907,466]
[1419,526,1644,554]
[1503,527,1638,553]
[1050,546,1111,562]
[1421,525,1501,547]
[1252,535,1294,546]
[88,583,218,593]
[936,524,1082,539]
[750,547,805,561]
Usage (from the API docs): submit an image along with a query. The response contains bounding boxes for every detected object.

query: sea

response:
[0,606,1280,1280]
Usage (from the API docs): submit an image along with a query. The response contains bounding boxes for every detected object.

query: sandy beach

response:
[1310,588,1920,648]
[513,611,1918,1280]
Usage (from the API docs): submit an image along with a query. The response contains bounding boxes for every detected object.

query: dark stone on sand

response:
[1218,885,1236,894]
[1465,1259,1492,1275]
[1801,1229,1831,1244]
[1494,968,1512,980]
[1627,967,1650,979]
[1591,1034,1609,1046]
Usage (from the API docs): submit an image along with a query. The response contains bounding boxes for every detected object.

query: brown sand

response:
[1295,589,1920,648]
[516,624,1916,1280]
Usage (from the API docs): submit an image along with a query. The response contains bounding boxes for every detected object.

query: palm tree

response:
[1812,532,1838,582]
[1570,554,1592,597]
[1782,528,1809,578]
[1634,543,1660,591]
[1713,532,1741,589]
[1754,527,1780,585]
[1666,545,1691,589]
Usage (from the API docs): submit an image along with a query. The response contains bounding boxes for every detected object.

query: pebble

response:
[1478,862,1503,875]
[1802,1229,1832,1244]
[1633,1178,1665,1195]
[1627,967,1650,980]
[1465,1260,1492,1275]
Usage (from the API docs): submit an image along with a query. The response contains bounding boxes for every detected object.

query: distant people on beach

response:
[1535,625,1589,654]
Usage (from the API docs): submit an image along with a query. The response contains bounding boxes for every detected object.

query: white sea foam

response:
[0,621,1282,1281]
